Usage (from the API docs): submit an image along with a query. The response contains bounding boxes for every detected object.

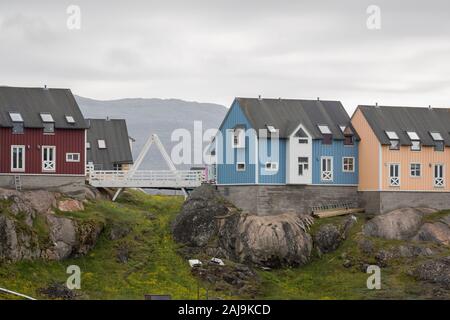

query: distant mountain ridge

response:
[75,95,227,169]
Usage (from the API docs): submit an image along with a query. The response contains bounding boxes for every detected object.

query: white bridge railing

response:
[88,170,205,188]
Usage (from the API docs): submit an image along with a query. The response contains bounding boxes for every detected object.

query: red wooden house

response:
[0,86,89,189]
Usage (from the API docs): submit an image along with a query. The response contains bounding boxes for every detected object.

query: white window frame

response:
[410,163,421,178]
[265,162,278,171]
[321,156,333,181]
[342,157,355,173]
[410,140,421,151]
[42,146,56,172]
[236,162,246,171]
[389,163,400,187]
[86,142,91,149]
[434,163,445,188]
[66,153,80,162]
[11,145,25,172]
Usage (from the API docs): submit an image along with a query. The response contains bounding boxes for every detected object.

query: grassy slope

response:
[0,191,206,300]
[1,191,449,300]
[257,212,450,300]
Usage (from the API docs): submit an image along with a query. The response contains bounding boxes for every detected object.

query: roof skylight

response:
[65,115,75,124]
[406,131,420,140]
[266,125,277,133]
[318,125,332,134]
[40,113,54,123]
[9,112,23,122]
[430,132,443,141]
[385,131,399,140]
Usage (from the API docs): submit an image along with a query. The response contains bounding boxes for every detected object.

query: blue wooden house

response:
[215,97,359,187]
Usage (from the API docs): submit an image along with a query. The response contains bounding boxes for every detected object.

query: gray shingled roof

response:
[358,105,450,146]
[235,97,359,139]
[0,86,88,129]
[86,119,133,170]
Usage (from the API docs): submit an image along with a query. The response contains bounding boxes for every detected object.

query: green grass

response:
[255,214,449,300]
[0,190,207,300]
[1,192,449,300]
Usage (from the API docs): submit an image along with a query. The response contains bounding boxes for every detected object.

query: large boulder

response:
[172,184,231,247]
[414,256,450,289]
[314,224,341,254]
[0,189,103,262]
[57,199,85,212]
[219,213,313,268]
[363,207,434,240]
[413,222,450,245]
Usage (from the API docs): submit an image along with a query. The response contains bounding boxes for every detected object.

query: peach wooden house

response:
[351,105,450,213]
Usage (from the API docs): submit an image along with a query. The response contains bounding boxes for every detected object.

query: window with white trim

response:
[342,157,355,172]
[265,162,278,171]
[407,131,421,151]
[42,146,56,171]
[86,142,91,149]
[236,162,246,171]
[11,145,25,172]
[298,157,309,176]
[434,164,444,187]
[430,132,444,152]
[66,153,80,162]
[410,163,421,177]
[389,163,400,186]
[321,157,333,181]
[10,112,24,134]
[386,131,400,150]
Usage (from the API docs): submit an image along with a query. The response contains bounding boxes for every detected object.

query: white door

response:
[389,163,400,186]
[11,145,25,172]
[321,156,333,181]
[42,146,56,171]
[434,164,444,187]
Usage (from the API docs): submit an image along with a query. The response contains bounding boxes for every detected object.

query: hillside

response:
[1,190,450,300]
[75,96,227,170]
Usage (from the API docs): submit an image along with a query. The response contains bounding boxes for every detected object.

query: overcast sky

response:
[1,0,450,113]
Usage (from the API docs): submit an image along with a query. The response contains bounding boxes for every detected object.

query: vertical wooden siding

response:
[312,139,359,185]
[381,145,450,191]
[0,128,85,175]
[351,109,380,191]
[258,138,286,184]
[216,100,256,184]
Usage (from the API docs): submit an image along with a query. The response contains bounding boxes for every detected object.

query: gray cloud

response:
[0,0,450,112]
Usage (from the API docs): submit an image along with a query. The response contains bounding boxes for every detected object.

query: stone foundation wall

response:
[217,184,358,216]
[360,191,450,214]
[0,175,85,191]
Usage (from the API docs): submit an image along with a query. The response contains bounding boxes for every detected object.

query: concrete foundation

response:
[217,184,358,216]
[0,175,85,191]
[359,191,450,214]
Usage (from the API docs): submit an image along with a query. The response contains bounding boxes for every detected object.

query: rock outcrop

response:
[414,256,450,289]
[314,216,357,254]
[363,207,450,248]
[413,222,450,246]
[172,185,230,247]
[219,213,313,267]
[173,184,314,268]
[0,188,103,262]
[363,207,435,240]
